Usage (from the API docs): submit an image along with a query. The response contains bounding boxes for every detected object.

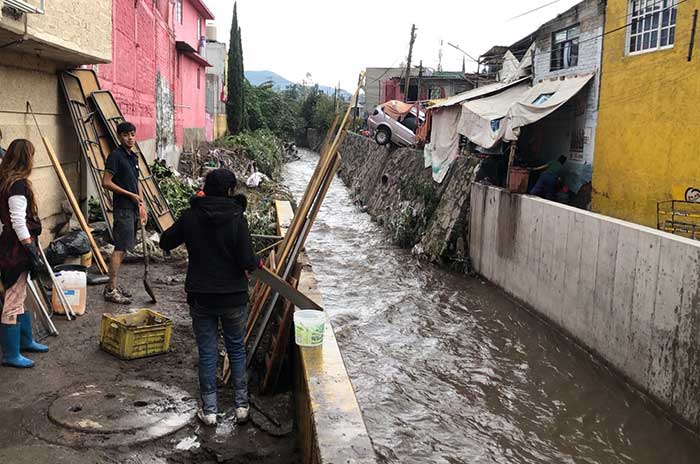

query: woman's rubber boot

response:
[18,312,48,353]
[0,323,35,368]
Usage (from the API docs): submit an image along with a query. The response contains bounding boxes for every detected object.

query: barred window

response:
[551,25,580,71]
[629,0,677,54]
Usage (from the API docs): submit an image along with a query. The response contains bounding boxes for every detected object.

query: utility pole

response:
[417,60,423,103]
[438,39,443,72]
[403,23,416,102]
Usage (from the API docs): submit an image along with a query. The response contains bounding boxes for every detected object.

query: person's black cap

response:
[204,169,237,197]
[117,122,136,134]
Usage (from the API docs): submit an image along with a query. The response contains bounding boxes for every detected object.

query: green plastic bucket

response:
[294,310,325,347]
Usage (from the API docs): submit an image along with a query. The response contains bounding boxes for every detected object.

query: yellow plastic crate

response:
[100,309,172,360]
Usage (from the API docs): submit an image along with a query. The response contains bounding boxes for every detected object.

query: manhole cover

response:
[29,380,196,447]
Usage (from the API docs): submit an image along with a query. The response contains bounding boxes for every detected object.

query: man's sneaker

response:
[103,287,132,305]
[117,286,133,298]
[235,406,249,423]
[197,409,217,426]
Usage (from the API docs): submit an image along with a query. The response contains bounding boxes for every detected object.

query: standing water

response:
[283,149,700,464]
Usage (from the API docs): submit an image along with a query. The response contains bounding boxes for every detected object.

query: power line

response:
[481,0,680,61]
[473,0,687,68]
[509,0,565,21]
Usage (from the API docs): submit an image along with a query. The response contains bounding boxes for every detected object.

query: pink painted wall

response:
[177,54,206,133]
[174,0,204,50]
[96,0,213,150]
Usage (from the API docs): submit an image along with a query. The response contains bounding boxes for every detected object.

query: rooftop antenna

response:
[438,39,443,72]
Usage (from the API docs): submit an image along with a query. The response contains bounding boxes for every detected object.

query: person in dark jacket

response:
[0,139,49,369]
[160,169,258,425]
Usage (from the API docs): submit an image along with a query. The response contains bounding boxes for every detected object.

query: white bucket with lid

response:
[293,310,325,347]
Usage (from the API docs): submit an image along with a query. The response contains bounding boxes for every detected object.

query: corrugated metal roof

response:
[429,76,532,109]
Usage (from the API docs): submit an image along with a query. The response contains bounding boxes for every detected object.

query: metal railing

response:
[657,200,700,240]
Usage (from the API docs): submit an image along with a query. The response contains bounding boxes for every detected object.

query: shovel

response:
[140,220,157,303]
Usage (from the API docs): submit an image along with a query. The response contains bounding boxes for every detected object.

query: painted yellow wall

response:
[592,0,700,227]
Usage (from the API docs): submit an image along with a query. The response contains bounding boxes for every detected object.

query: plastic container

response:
[51,267,87,315]
[294,310,326,347]
[100,309,172,360]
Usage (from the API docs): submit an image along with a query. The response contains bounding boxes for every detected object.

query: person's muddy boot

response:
[235,405,249,423]
[117,286,133,298]
[198,392,217,426]
[103,287,132,304]
[18,312,48,353]
[0,323,35,368]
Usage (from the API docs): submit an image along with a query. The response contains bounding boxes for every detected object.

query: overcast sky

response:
[204,0,584,90]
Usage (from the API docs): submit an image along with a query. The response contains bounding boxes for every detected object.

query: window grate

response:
[2,0,45,14]
[629,0,677,54]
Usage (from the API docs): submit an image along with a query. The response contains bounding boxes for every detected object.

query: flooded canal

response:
[283,149,700,464]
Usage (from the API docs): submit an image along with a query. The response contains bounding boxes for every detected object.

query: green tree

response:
[227,3,245,134]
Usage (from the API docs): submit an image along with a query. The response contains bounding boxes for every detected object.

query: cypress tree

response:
[227,3,245,134]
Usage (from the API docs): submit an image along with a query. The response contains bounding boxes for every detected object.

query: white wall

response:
[470,183,700,430]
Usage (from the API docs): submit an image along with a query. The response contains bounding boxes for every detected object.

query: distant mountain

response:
[245,70,351,100]
[245,70,293,90]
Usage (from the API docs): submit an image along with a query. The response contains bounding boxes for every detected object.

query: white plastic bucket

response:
[294,310,325,347]
[51,270,87,316]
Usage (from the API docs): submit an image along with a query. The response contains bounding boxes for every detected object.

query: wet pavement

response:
[0,259,299,464]
[283,149,700,464]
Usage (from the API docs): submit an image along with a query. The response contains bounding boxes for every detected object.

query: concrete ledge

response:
[294,261,377,464]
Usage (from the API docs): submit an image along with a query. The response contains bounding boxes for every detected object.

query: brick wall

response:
[97,0,180,160]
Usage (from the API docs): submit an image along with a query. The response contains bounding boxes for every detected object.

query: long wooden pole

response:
[27,102,109,275]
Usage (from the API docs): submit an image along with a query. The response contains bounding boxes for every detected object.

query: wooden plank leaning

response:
[26,102,109,275]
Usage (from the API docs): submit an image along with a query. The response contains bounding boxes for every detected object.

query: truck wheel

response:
[375,127,391,145]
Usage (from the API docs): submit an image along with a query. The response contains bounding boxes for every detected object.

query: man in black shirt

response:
[102,122,147,304]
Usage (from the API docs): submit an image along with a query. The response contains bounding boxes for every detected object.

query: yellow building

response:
[0,0,111,240]
[593,0,700,227]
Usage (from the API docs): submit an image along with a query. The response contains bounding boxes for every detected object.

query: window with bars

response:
[629,0,677,54]
[551,25,580,71]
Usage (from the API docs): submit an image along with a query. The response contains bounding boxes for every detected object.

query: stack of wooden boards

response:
[59,70,174,239]
[227,73,365,394]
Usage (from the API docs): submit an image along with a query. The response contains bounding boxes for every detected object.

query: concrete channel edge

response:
[293,258,377,464]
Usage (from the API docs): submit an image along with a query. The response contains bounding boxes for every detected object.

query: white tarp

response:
[457,82,531,149]
[424,105,461,183]
[505,74,594,140]
[429,76,531,109]
[457,73,594,148]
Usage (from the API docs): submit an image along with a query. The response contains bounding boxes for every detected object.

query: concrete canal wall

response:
[469,183,700,431]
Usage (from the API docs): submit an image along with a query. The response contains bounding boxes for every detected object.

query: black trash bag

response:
[44,231,91,266]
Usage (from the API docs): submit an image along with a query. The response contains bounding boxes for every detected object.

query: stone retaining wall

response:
[337,132,478,270]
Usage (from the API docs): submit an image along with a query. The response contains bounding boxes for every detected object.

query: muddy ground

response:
[0,259,300,464]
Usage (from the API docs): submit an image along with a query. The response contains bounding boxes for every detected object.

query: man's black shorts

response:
[113,208,138,252]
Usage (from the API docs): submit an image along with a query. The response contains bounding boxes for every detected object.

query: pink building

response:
[95,0,213,165]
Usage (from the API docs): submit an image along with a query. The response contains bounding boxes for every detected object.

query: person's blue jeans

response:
[191,305,248,414]
[529,171,557,200]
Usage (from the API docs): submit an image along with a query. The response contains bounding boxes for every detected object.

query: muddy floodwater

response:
[283,149,700,464]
